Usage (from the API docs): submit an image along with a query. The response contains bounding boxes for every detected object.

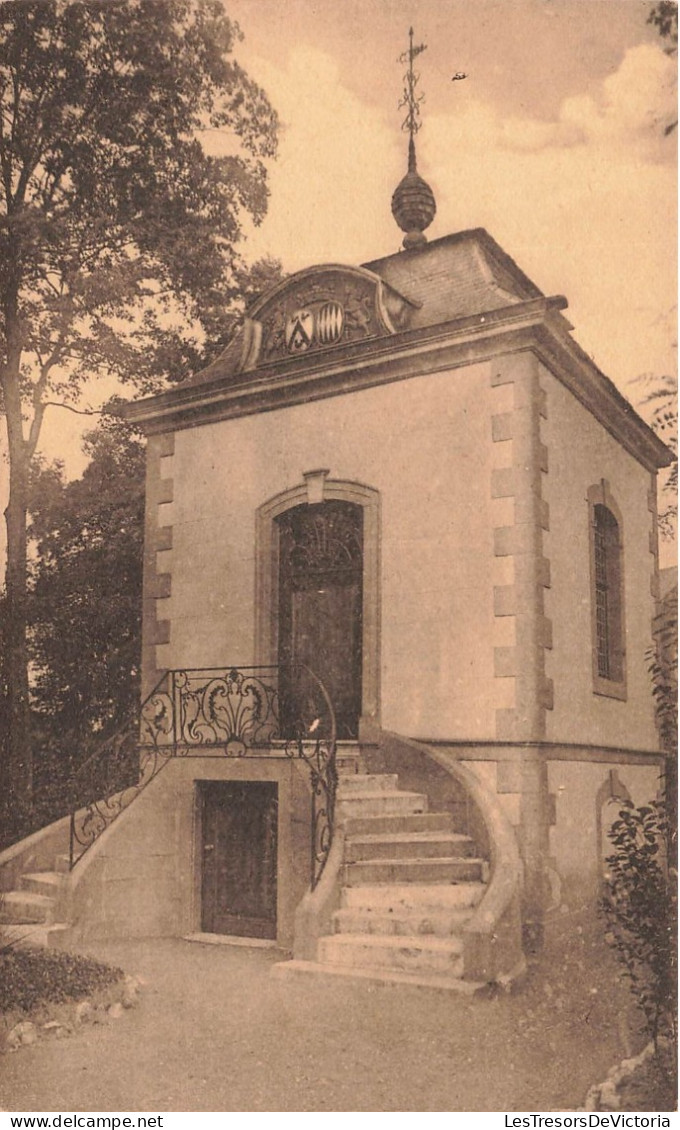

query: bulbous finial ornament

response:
[392,28,437,251]
[391,137,437,250]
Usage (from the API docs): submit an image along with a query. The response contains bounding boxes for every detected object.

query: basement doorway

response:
[199,781,278,940]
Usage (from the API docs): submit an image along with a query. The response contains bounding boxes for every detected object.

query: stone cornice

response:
[120,295,671,472]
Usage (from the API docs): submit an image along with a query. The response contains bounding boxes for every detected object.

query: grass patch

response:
[0,947,123,1014]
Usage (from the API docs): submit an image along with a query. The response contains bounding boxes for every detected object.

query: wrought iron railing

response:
[68,664,337,889]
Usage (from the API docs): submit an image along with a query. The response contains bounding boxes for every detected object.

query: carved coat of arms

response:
[284,302,345,354]
[247,266,414,365]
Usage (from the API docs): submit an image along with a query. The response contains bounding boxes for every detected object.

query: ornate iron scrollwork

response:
[68,664,337,889]
[69,671,176,868]
[285,734,338,889]
[173,668,281,754]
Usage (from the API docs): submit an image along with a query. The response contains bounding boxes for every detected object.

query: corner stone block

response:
[150,619,171,646]
[494,585,516,616]
[493,526,515,557]
[149,573,172,600]
[491,413,514,442]
[495,708,519,741]
[491,467,515,499]
[537,615,553,649]
[157,432,175,457]
[156,525,173,552]
[538,557,551,588]
[156,478,174,505]
[494,646,517,677]
[539,677,554,711]
[496,759,524,794]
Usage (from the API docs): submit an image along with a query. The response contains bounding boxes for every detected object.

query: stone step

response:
[335,744,364,776]
[345,831,475,862]
[272,959,485,995]
[337,774,399,795]
[341,882,485,912]
[0,890,54,924]
[19,872,66,897]
[343,856,485,885]
[332,906,475,938]
[337,791,428,820]
[318,932,465,977]
[343,812,453,837]
[0,922,70,948]
[54,855,72,875]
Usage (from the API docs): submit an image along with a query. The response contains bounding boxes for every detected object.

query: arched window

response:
[588,485,626,699]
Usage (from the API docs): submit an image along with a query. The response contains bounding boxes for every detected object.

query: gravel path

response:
[0,929,639,1113]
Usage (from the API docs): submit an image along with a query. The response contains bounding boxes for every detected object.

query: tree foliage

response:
[649,1,678,50]
[28,415,145,747]
[636,371,677,538]
[0,0,279,816]
[648,1,678,134]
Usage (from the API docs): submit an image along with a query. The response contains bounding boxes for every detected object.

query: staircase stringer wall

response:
[368,731,525,982]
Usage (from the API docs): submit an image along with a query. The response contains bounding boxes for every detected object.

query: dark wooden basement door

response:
[200,781,278,939]
[277,500,363,741]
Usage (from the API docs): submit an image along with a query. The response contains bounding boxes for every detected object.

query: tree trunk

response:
[1,342,33,827]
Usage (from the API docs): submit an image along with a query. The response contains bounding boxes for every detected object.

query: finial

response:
[399,27,427,147]
[391,28,436,250]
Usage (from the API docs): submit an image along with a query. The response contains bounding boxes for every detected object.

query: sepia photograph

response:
[0,0,677,1115]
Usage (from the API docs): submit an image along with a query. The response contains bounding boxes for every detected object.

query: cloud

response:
[433,43,677,160]
[559,43,677,156]
[236,45,402,270]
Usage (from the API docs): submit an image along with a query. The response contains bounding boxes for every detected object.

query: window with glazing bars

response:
[593,504,623,682]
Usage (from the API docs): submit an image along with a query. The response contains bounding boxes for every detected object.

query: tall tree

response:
[0,0,279,818]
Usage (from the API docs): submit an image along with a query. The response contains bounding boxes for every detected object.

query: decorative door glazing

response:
[277,500,363,740]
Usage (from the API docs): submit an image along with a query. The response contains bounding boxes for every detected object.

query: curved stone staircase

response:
[276,771,489,992]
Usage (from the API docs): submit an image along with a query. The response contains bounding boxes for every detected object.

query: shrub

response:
[0,948,122,1014]
[601,798,677,1058]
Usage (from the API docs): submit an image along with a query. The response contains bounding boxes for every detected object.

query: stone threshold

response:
[182,932,277,949]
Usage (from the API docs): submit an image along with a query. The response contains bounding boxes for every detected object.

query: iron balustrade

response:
[69,664,338,890]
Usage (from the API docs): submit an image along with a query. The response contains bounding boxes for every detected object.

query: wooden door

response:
[277,501,363,740]
[200,781,278,939]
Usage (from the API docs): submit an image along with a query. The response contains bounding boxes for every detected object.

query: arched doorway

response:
[276,500,363,739]
[255,475,380,741]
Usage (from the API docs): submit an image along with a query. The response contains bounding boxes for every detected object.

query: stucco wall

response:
[62,756,310,947]
[156,362,504,740]
[547,758,662,905]
[541,365,659,751]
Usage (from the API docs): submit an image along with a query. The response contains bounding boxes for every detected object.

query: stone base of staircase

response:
[0,853,71,947]
[276,770,491,992]
[272,958,486,994]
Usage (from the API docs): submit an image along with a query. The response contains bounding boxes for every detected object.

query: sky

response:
[0,0,677,559]
[220,0,676,394]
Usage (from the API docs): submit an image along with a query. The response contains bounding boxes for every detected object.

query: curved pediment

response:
[247,264,415,368]
[195,264,417,382]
